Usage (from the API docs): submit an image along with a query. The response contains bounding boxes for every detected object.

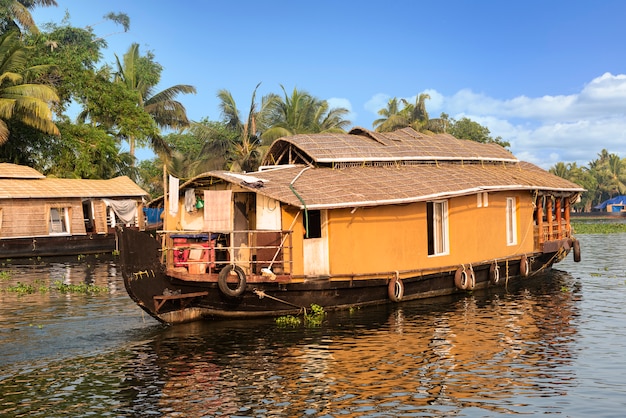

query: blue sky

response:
[33,0,626,169]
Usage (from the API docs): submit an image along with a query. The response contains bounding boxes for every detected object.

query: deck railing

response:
[165,230,293,276]
[534,220,571,247]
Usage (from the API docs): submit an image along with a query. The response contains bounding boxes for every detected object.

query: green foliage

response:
[304,303,326,326]
[37,120,137,179]
[0,0,58,34]
[5,281,38,294]
[262,85,351,144]
[447,117,510,148]
[275,315,301,327]
[137,158,164,198]
[112,43,196,158]
[1,279,109,294]
[52,280,108,293]
[373,94,447,134]
[275,304,326,328]
[0,30,60,144]
[25,23,106,110]
[571,221,626,234]
[551,149,626,212]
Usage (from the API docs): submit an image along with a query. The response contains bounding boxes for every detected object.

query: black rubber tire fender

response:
[388,277,404,302]
[218,265,247,298]
[573,239,581,263]
[454,267,469,290]
[466,267,476,290]
[520,255,530,277]
[489,263,500,285]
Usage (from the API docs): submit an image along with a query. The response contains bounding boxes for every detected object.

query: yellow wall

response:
[311,191,535,277]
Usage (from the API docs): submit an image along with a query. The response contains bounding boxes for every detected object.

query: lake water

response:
[1,234,625,417]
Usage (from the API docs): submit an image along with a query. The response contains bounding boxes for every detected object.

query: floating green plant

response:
[275,315,301,327]
[52,280,108,293]
[3,280,108,294]
[0,271,11,281]
[275,304,327,328]
[5,282,37,294]
[304,304,326,327]
[571,222,626,234]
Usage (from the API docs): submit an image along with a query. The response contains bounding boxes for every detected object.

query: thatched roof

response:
[202,161,584,210]
[0,163,45,179]
[262,127,517,166]
[177,128,583,210]
[0,175,149,199]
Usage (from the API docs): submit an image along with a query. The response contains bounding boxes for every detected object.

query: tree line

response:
[0,1,611,206]
[549,150,626,212]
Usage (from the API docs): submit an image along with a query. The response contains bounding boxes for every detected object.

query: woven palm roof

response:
[176,128,584,210]
[262,127,518,166]
[0,175,149,199]
[0,163,45,179]
[188,161,584,210]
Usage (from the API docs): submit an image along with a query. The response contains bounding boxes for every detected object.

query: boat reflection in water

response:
[118,270,579,417]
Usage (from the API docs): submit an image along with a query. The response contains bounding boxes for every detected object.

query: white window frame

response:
[429,200,449,256]
[49,207,70,235]
[506,197,517,245]
[477,192,489,208]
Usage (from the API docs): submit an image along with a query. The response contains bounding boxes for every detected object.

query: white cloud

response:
[364,93,390,115]
[363,73,626,169]
[327,97,357,127]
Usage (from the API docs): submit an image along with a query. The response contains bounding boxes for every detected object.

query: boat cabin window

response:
[506,197,518,245]
[427,201,449,256]
[305,210,322,239]
[49,207,69,234]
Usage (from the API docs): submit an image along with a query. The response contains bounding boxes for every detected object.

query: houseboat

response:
[116,127,584,324]
[0,163,148,258]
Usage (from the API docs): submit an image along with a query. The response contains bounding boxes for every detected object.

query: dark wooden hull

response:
[0,233,116,259]
[116,227,567,325]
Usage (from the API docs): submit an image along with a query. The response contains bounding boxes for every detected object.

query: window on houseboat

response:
[304,210,322,239]
[49,207,69,234]
[427,201,448,255]
[506,197,517,245]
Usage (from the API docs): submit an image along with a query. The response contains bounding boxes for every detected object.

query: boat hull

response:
[0,233,117,259]
[117,227,567,325]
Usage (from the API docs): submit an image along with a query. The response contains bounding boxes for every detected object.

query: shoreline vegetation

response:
[571,217,626,234]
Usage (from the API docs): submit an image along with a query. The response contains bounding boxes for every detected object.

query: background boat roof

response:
[0,175,149,199]
[0,163,46,179]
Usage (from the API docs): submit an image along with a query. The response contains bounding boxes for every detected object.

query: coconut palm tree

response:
[373,98,405,132]
[1,0,57,33]
[113,43,196,158]
[0,30,59,144]
[374,93,446,134]
[262,85,350,143]
[212,83,277,172]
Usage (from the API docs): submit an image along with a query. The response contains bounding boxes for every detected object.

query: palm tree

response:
[373,98,405,132]
[373,93,446,134]
[0,30,59,144]
[605,153,626,196]
[1,0,58,33]
[212,83,277,172]
[262,85,350,143]
[401,93,431,131]
[113,43,196,158]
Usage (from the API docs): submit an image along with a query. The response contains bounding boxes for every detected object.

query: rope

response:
[529,247,567,277]
[505,259,510,291]
[253,289,303,308]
